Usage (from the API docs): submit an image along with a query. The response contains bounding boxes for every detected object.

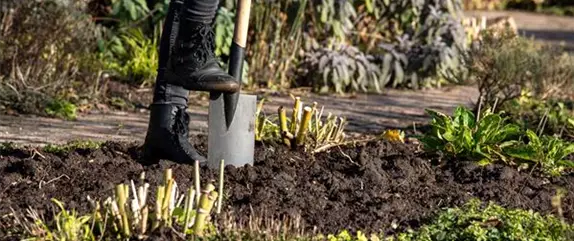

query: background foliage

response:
[0,0,104,117]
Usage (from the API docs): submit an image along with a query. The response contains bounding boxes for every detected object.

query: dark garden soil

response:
[0,136,573,239]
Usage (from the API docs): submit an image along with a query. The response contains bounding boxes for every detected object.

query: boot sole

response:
[165,71,240,93]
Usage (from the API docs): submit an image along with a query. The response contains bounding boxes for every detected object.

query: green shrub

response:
[501,95,574,139]
[504,130,574,176]
[45,99,78,120]
[370,0,469,89]
[97,26,159,87]
[109,0,150,22]
[300,42,381,93]
[0,0,104,117]
[295,0,469,92]
[421,106,521,163]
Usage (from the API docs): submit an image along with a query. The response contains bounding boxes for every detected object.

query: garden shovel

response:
[207,0,255,169]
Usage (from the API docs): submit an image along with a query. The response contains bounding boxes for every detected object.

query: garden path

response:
[466,10,574,51]
[0,85,478,146]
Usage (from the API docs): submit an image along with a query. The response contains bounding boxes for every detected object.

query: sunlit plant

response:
[255,96,347,152]
[18,165,225,240]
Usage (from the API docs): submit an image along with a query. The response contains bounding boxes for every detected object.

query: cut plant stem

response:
[153,185,165,230]
[162,179,175,225]
[164,169,172,186]
[116,184,131,237]
[296,107,313,146]
[256,114,265,141]
[290,97,301,134]
[283,131,294,140]
[141,206,148,234]
[217,159,224,214]
[193,183,218,237]
[279,106,291,146]
[183,187,196,234]
[194,160,201,204]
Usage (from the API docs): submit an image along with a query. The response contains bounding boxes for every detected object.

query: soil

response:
[0,136,573,239]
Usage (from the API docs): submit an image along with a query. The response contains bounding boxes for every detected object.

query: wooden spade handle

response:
[232,0,252,47]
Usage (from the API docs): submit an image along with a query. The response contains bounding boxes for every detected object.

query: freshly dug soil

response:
[1,136,573,238]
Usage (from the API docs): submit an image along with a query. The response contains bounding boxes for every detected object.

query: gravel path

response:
[0,86,478,146]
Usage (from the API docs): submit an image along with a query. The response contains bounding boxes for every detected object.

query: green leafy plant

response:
[393,198,574,241]
[109,0,150,22]
[315,0,357,41]
[422,105,574,176]
[214,7,235,57]
[504,130,574,176]
[100,27,159,87]
[20,199,94,241]
[45,99,78,121]
[501,94,574,140]
[254,98,281,143]
[421,106,521,164]
[42,140,103,155]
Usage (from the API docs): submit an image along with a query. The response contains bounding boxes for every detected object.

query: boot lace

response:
[177,23,216,70]
[173,107,190,136]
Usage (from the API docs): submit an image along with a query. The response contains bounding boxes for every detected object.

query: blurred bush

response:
[463,0,574,16]
[0,0,104,117]
[227,0,470,92]
[467,28,574,111]
[299,42,381,93]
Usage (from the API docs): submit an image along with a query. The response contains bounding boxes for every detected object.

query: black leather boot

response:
[165,15,239,93]
[142,0,206,164]
[142,103,206,164]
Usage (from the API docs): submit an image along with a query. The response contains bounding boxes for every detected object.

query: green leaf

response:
[453,106,475,129]
[557,160,574,168]
[525,129,541,147]
[477,158,493,166]
[124,0,137,20]
[504,145,538,161]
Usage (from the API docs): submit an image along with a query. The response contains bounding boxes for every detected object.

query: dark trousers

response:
[152,0,219,105]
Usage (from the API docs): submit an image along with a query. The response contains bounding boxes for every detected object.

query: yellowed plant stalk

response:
[116,184,131,237]
[141,206,148,234]
[183,187,195,234]
[256,114,265,141]
[162,179,174,224]
[290,97,301,134]
[194,160,201,204]
[153,185,165,230]
[295,107,313,146]
[278,106,291,146]
[193,184,218,237]
[216,159,224,214]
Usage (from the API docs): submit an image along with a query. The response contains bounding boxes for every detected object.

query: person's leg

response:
[165,0,239,92]
[142,0,206,164]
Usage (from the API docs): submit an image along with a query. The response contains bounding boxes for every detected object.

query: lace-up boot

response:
[142,0,206,165]
[165,9,239,93]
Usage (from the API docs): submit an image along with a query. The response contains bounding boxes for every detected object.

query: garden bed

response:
[0,136,573,238]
